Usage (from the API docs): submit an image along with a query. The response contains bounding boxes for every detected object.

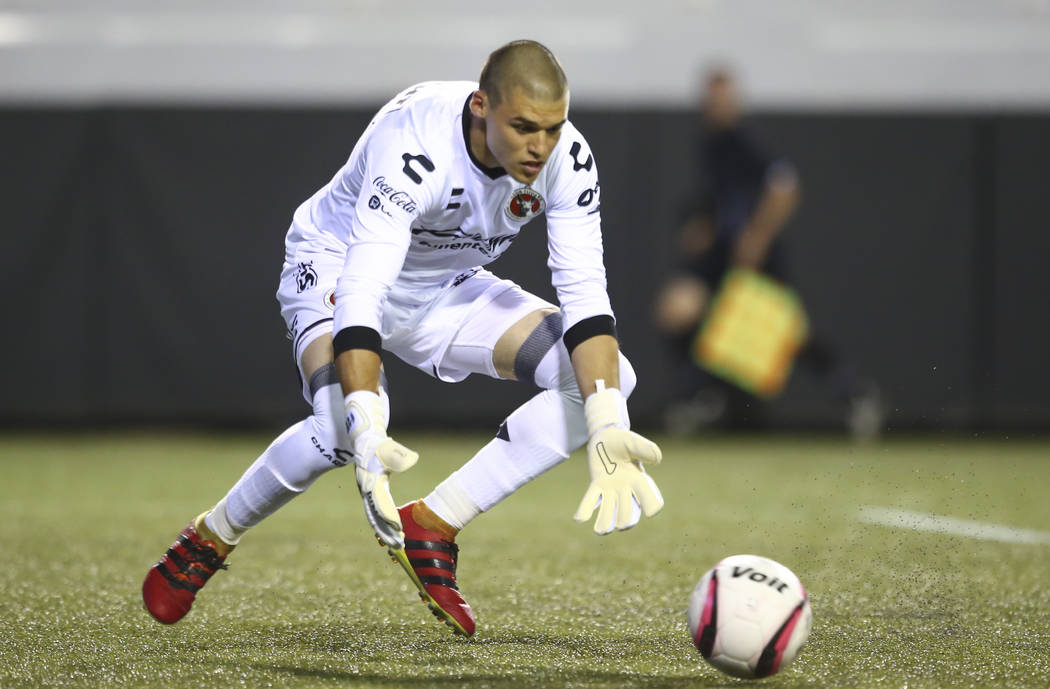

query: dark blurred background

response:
[3,2,1049,432]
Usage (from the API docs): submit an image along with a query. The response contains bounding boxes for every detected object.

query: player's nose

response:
[527,132,550,158]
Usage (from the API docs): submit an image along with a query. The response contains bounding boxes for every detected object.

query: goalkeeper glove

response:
[345,389,418,549]
[573,380,663,535]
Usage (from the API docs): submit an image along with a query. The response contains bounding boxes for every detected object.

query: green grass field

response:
[2,431,1048,688]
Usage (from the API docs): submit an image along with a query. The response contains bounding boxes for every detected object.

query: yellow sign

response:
[693,269,808,398]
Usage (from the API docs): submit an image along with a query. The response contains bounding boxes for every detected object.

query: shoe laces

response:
[178,534,229,574]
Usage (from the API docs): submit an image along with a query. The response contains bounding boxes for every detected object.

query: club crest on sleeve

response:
[505,187,546,221]
[295,261,318,293]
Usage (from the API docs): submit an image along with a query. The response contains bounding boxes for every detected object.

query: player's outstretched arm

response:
[569,335,664,535]
[336,347,419,549]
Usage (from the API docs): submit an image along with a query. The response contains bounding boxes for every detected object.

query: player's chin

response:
[516,163,544,182]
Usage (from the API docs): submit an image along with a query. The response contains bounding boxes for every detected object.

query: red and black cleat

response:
[142,518,229,624]
[389,502,475,637]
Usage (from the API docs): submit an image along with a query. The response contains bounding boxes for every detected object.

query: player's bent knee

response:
[532,340,637,402]
[531,340,578,398]
[510,310,564,384]
[618,352,637,399]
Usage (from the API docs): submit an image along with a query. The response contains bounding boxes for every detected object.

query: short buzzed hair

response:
[479,40,568,107]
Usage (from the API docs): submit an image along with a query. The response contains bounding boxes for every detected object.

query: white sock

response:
[204,377,350,543]
[205,423,311,543]
[206,497,248,545]
[424,388,584,528]
[423,475,482,531]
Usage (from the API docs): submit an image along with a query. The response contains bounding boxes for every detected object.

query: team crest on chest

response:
[505,187,546,221]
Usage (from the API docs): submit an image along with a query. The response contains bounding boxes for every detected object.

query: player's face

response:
[479,88,569,184]
[703,78,740,130]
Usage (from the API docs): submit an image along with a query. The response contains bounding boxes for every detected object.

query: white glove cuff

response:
[583,379,630,435]
[344,389,388,437]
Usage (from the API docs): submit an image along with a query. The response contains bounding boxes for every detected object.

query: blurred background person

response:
[655,67,883,438]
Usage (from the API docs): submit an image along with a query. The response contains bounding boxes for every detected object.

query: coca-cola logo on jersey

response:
[505,187,546,221]
[372,176,419,214]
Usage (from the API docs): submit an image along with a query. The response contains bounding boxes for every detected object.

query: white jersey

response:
[284,81,610,337]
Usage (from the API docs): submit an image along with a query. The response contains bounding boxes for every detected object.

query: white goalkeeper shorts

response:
[277,249,554,398]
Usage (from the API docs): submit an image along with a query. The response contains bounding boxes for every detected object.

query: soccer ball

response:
[687,554,812,679]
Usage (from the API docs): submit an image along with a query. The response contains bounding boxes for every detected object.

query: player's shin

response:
[204,370,353,545]
[427,388,582,519]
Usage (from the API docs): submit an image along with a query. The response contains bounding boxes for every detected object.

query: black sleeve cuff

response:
[563,315,617,355]
[333,326,382,357]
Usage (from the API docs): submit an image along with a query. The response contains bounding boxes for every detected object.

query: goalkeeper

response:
[142,40,662,638]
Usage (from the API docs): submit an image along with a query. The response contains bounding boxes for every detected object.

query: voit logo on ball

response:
[505,187,545,221]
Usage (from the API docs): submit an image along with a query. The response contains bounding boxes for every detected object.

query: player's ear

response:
[469,90,489,118]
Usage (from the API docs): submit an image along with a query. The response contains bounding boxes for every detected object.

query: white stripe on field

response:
[857,505,1050,546]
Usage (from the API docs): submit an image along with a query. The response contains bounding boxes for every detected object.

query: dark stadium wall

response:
[3,107,1049,431]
